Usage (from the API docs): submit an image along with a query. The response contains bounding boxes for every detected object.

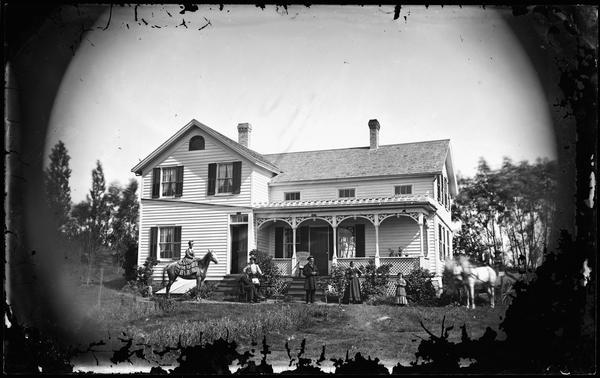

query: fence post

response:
[97,267,104,307]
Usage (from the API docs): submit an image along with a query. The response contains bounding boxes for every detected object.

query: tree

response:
[453,157,557,270]
[43,140,73,232]
[106,179,139,280]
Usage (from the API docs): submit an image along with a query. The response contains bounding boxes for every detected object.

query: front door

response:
[230,225,248,274]
[309,227,329,275]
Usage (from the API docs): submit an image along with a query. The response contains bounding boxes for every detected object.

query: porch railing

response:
[272,258,292,276]
[379,257,420,276]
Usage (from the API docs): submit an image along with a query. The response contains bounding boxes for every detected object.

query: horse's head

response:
[444,258,463,277]
[207,249,219,264]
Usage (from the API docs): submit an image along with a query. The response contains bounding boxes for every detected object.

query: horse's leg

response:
[469,282,476,309]
[195,276,202,301]
[489,284,495,308]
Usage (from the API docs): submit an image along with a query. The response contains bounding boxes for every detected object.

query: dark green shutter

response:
[275,227,283,258]
[355,224,365,257]
[232,161,241,194]
[298,227,309,251]
[328,228,334,259]
[174,226,182,259]
[207,163,217,195]
[152,168,160,198]
[175,166,184,197]
[150,227,158,259]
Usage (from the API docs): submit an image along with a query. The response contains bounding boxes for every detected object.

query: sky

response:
[45,5,557,203]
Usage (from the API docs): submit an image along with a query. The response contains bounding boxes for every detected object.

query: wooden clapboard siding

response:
[138,200,233,280]
[269,176,434,202]
[140,128,253,206]
[256,223,272,254]
[378,216,421,256]
[251,168,271,204]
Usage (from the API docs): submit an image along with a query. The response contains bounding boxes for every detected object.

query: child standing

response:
[395,273,408,306]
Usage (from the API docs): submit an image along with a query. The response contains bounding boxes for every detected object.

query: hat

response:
[249,256,256,261]
[307,255,315,260]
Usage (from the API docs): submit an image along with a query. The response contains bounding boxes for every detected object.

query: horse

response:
[162,249,219,299]
[445,256,497,309]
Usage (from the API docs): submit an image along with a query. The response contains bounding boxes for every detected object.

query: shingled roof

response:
[263,140,451,183]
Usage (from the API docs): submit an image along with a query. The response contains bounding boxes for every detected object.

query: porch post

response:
[332,226,338,265]
[248,212,256,256]
[291,222,298,276]
[418,213,424,257]
[374,222,381,268]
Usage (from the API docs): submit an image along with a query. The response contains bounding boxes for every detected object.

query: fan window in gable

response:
[189,136,205,151]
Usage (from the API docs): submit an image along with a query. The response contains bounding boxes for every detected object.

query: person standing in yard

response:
[244,256,263,302]
[343,261,362,304]
[303,256,318,304]
[395,273,408,306]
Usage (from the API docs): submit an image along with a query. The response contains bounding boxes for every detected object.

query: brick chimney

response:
[368,119,380,150]
[237,123,252,148]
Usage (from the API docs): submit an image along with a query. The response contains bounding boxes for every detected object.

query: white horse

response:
[445,256,497,309]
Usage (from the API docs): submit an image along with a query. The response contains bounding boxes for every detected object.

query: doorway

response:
[309,227,330,275]
[230,224,248,274]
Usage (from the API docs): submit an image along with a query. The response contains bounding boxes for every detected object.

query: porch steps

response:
[213,275,325,303]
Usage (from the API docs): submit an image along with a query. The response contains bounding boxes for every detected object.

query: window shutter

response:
[150,227,158,260]
[298,227,309,251]
[174,226,182,259]
[275,227,283,258]
[175,166,184,197]
[152,168,160,198]
[328,229,334,259]
[232,161,242,194]
[355,224,365,257]
[207,163,217,195]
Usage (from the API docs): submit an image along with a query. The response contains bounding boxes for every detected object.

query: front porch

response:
[253,195,437,277]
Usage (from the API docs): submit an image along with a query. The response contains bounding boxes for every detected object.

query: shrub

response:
[317,264,347,304]
[250,249,282,298]
[360,260,392,299]
[184,281,219,300]
[404,268,437,305]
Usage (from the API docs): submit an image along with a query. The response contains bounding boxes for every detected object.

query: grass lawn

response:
[68,274,508,370]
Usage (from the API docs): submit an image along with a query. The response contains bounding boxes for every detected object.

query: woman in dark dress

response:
[343,261,362,304]
[302,256,318,304]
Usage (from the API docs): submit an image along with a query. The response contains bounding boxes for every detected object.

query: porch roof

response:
[252,194,437,210]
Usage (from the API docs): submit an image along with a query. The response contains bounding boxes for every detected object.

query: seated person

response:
[239,271,255,303]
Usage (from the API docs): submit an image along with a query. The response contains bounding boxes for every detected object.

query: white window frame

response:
[158,226,180,261]
[284,192,300,201]
[394,184,413,195]
[216,162,234,195]
[338,188,356,198]
[160,166,178,198]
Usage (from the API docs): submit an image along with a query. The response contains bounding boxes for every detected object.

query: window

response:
[207,162,241,196]
[338,226,356,258]
[189,136,205,151]
[283,228,294,258]
[285,192,300,201]
[338,188,355,198]
[159,226,181,259]
[161,167,177,196]
[230,213,248,223]
[394,185,412,195]
[217,163,233,193]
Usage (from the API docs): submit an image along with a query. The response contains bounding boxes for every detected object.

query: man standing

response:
[302,256,318,304]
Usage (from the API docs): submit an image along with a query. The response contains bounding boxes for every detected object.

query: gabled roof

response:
[131,119,281,175]
[263,139,451,184]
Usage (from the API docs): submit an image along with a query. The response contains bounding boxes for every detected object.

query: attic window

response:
[395,185,412,195]
[338,188,355,198]
[189,136,205,151]
[285,192,300,201]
